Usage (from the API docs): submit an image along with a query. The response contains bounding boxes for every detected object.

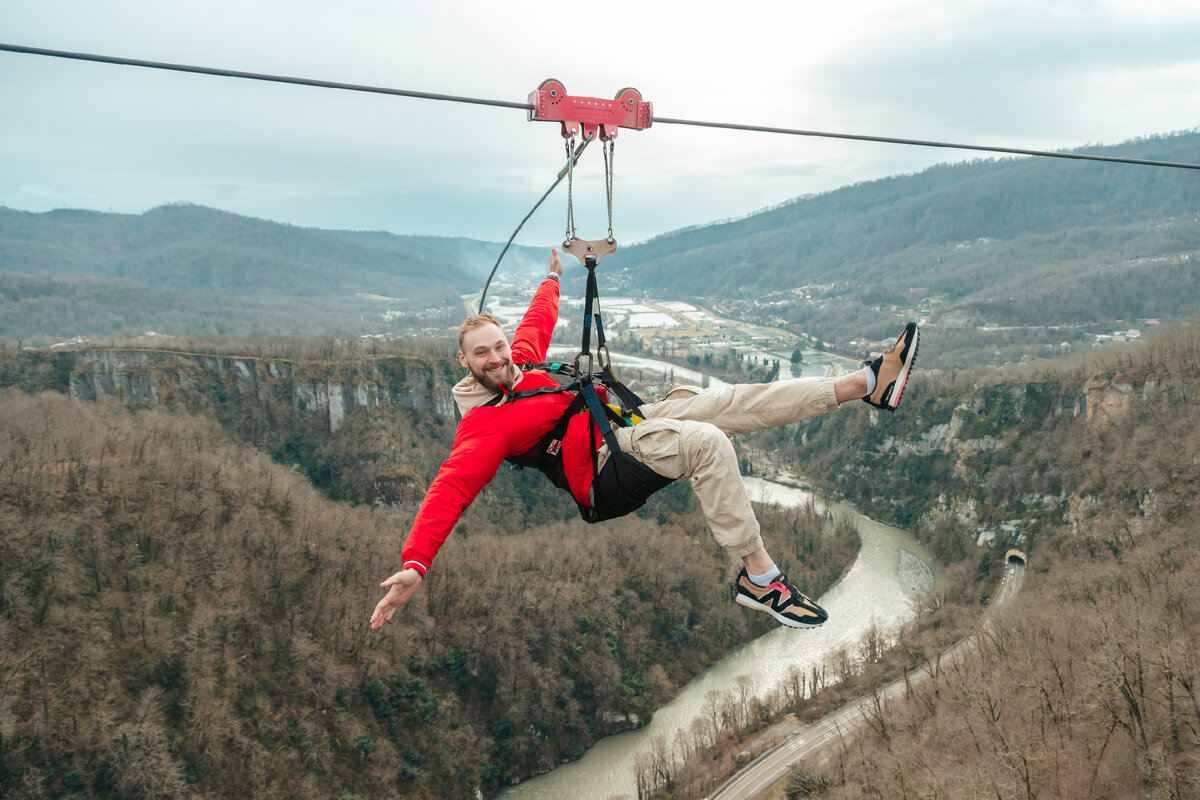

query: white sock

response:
[748,566,781,587]
[863,365,877,395]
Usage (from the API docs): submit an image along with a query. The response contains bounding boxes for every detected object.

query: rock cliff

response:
[68,348,459,430]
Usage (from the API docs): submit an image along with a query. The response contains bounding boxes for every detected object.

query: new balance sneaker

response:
[864,322,919,412]
[731,568,828,629]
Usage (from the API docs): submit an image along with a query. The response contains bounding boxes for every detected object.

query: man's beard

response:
[470,360,517,393]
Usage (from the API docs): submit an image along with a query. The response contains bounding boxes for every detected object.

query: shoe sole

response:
[735,593,826,629]
[883,326,920,411]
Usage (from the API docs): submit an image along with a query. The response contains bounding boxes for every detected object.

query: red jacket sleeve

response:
[400,416,507,576]
[510,277,559,367]
[399,277,560,576]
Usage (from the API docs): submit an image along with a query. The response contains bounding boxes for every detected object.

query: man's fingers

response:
[371,570,422,629]
[370,597,397,629]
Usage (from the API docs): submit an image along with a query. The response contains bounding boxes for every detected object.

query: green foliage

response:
[0,348,73,393]
[975,550,994,582]
[786,766,832,798]
[955,389,1018,439]
[361,677,440,726]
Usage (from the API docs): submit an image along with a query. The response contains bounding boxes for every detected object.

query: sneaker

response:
[731,568,828,629]
[864,322,919,412]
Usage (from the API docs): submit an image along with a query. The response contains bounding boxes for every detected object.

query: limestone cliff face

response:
[889,384,1085,474]
[70,349,161,407]
[1084,369,1165,433]
[864,369,1173,550]
[69,349,459,430]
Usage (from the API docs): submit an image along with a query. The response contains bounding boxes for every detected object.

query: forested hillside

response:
[620,131,1200,367]
[727,318,1200,798]
[4,132,1198,368]
[3,311,1200,798]
[0,344,858,800]
[0,204,544,344]
[626,133,1200,296]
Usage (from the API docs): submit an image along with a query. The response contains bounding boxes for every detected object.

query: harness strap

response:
[598,366,648,422]
[481,380,575,408]
[505,390,587,493]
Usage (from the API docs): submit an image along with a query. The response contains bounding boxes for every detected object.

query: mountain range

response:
[2,130,1197,354]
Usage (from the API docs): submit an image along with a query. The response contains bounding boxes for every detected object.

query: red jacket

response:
[400,277,600,576]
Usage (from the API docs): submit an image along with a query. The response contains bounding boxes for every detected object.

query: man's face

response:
[458,322,517,392]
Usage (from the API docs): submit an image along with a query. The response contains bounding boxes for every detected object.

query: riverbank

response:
[499,477,934,800]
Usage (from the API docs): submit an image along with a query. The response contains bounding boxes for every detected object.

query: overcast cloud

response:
[2,0,1198,245]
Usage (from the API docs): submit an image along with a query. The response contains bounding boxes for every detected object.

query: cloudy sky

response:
[3,0,1199,245]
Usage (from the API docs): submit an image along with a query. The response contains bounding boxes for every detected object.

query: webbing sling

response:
[572,256,673,521]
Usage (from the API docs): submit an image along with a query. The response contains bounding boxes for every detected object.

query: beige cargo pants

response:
[604,376,839,558]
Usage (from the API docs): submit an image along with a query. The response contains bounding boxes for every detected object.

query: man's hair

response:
[457,313,505,350]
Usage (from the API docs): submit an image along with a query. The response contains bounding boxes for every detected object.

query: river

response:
[499,477,934,800]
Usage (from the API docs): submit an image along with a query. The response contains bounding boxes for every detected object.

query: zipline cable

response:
[652,115,1200,171]
[0,43,530,111]
[4,42,1200,172]
[478,139,590,314]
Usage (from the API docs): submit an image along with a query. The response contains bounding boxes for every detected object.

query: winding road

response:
[708,560,1026,799]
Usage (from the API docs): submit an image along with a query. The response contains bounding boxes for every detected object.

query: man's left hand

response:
[369,568,423,629]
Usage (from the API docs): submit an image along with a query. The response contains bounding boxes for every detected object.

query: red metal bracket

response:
[528,79,653,141]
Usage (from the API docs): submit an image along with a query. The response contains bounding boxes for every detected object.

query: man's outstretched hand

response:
[549,248,563,278]
[369,568,423,629]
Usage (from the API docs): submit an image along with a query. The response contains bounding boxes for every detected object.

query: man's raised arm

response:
[510,249,563,366]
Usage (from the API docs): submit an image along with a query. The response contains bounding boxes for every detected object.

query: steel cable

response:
[3,42,1199,171]
[477,139,590,314]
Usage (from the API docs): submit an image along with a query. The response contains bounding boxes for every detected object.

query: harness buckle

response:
[597,343,612,372]
[574,351,593,381]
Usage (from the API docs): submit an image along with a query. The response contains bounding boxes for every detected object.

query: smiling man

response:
[371,248,919,633]
[458,317,520,393]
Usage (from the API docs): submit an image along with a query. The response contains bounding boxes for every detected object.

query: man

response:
[370,249,918,631]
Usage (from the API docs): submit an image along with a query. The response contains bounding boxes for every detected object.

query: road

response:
[709,562,1026,800]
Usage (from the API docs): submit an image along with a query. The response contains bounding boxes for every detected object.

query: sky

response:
[3,0,1199,246]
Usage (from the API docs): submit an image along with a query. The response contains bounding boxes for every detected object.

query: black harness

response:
[485,255,674,522]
